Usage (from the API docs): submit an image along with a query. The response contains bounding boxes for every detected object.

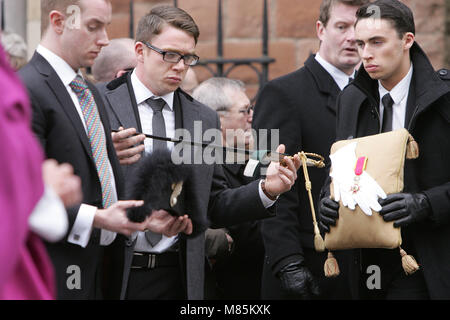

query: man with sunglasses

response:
[98,6,301,300]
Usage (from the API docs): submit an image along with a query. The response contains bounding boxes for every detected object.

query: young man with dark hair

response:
[319,0,450,299]
[252,0,368,300]
[98,6,300,300]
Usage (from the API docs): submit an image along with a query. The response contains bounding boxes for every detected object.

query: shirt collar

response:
[378,64,413,105]
[315,52,356,90]
[131,70,174,111]
[36,45,83,86]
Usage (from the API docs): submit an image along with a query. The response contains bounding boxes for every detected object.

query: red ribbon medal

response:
[351,156,367,194]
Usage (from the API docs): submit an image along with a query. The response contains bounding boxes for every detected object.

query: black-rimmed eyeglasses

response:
[143,41,200,66]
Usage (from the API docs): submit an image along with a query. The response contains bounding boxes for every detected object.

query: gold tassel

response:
[406,135,419,159]
[399,247,420,275]
[299,152,325,253]
[324,251,340,278]
[314,222,325,252]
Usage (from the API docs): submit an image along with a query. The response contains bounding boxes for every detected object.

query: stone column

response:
[26,0,40,59]
[3,0,27,39]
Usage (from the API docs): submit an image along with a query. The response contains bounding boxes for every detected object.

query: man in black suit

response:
[193,77,265,299]
[320,0,450,299]
[19,0,190,300]
[252,0,369,299]
[98,6,300,300]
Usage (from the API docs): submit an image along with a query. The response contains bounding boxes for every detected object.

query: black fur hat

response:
[126,148,190,223]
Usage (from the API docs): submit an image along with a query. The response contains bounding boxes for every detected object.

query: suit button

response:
[125,239,133,247]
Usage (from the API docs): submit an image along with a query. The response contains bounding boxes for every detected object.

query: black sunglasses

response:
[143,42,200,66]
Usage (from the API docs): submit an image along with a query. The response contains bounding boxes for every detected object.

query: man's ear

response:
[49,10,66,34]
[135,42,145,63]
[403,32,415,50]
[316,20,325,41]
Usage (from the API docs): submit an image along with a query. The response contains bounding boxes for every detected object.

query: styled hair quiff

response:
[136,6,200,45]
[356,0,416,37]
[319,0,370,26]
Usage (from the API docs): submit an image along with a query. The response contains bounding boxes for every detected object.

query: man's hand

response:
[94,200,149,236]
[277,261,320,299]
[319,197,340,233]
[379,193,432,228]
[42,159,82,208]
[264,144,301,198]
[144,210,193,237]
[112,127,146,165]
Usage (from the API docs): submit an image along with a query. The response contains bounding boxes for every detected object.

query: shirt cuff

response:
[100,230,117,246]
[259,180,278,208]
[67,204,96,248]
[29,185,68,243]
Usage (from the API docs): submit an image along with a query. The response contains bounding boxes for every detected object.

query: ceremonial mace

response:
[113,129,326,250]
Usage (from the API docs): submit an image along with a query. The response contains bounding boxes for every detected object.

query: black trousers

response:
[360,248,429,300]
[126,265,185,300]
[261,248,355,300]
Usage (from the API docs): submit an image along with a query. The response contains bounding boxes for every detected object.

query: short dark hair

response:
[319,0,370,26]
[356,0,415,37]
[136,6,200,45]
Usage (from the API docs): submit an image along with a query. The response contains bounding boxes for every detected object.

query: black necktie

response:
[348,77,354,84]
[381,93,394,132]
[144,97,168,246]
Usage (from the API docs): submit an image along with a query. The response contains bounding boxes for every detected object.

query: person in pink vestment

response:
[0,42,55,300]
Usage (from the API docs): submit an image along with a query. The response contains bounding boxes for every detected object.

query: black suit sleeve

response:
[27,85,81,235]
[252,80,306,274]
[207,112,275,227]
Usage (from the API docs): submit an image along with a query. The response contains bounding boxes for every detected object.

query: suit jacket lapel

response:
[33,53,93,160]
[305,54,341,114]
[105,74,142,132]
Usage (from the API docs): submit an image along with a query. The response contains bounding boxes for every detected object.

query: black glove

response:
[379,193,432,228]
[277,262,320,299]
[319,197,339,233]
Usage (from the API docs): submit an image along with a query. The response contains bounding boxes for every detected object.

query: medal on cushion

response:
[351,156,367,194]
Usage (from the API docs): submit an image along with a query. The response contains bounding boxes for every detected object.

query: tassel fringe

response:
[324,252,340,278]
[400,247,420,275]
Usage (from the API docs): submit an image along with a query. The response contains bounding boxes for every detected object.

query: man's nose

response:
[172,59,187,71]
[97,28,110,47]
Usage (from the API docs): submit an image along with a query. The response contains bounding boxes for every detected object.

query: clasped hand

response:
[94,201,193,237]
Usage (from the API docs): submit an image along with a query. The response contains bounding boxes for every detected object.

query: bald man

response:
[92,38,137,83]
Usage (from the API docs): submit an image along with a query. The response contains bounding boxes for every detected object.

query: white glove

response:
[330,142,387,216]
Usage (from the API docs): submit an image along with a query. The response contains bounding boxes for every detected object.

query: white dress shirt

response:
[29,185,68,243]
[378,65,413,131]
[315,53,356,90]
[37,45,118,248]
[130,70,276,253]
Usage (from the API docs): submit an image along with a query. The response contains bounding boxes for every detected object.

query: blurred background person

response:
[92,37,137,83]
[0,34,82,300]
[180,67,199,95]
[193,77,263,300]
[0,30,28,71]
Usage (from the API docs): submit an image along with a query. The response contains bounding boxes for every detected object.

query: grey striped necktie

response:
[144,97,168,247]
[147,97,168,151]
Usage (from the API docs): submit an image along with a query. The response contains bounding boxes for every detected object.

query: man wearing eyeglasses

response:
[192,78,264,300]
[97,6,301,300]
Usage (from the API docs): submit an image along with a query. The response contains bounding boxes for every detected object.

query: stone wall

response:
[106,0,449,96]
